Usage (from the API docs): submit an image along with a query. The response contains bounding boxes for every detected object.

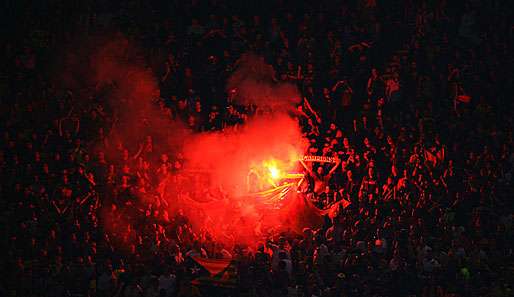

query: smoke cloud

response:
[168,53,312,245]
[56,35,316,246]
[182,113,307,196]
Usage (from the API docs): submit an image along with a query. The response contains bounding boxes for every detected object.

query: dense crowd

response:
[1,1,513,297]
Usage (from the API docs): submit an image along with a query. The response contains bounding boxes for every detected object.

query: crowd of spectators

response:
[1,0,513,297]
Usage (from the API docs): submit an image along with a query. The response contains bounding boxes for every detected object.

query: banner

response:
[190,256,237,288]
[192,257,232,276]
[320,199,351,218]
[302,155,338,163]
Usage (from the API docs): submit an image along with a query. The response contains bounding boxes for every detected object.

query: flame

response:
[245,145,304,194]
[261,159,286,188]
[269,166,280,179]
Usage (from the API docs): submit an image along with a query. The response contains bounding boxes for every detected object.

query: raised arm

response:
[161,62,171,82]
[66,106,74,118]
[79,192,92,206]
[299,159,313,176]
[304,97,321,123]
[327,159,341,177]
[331,80,342,93]
[74,117,80,135]
[58,118,64,137]
[52,200,62,214]
[132,142,144,160]
[439,175,448,191]
[108,115,118,136]
[297,108,310,119]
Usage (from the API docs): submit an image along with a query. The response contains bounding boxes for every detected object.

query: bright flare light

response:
[262,159,284,188]
[269,166,280,179]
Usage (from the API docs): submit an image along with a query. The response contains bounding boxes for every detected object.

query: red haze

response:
[56,35,321,247]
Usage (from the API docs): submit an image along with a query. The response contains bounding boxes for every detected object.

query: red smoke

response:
[181,114,307,196]
[159,54,317,246]
[165,114,309,246]
[57,34,322,247]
